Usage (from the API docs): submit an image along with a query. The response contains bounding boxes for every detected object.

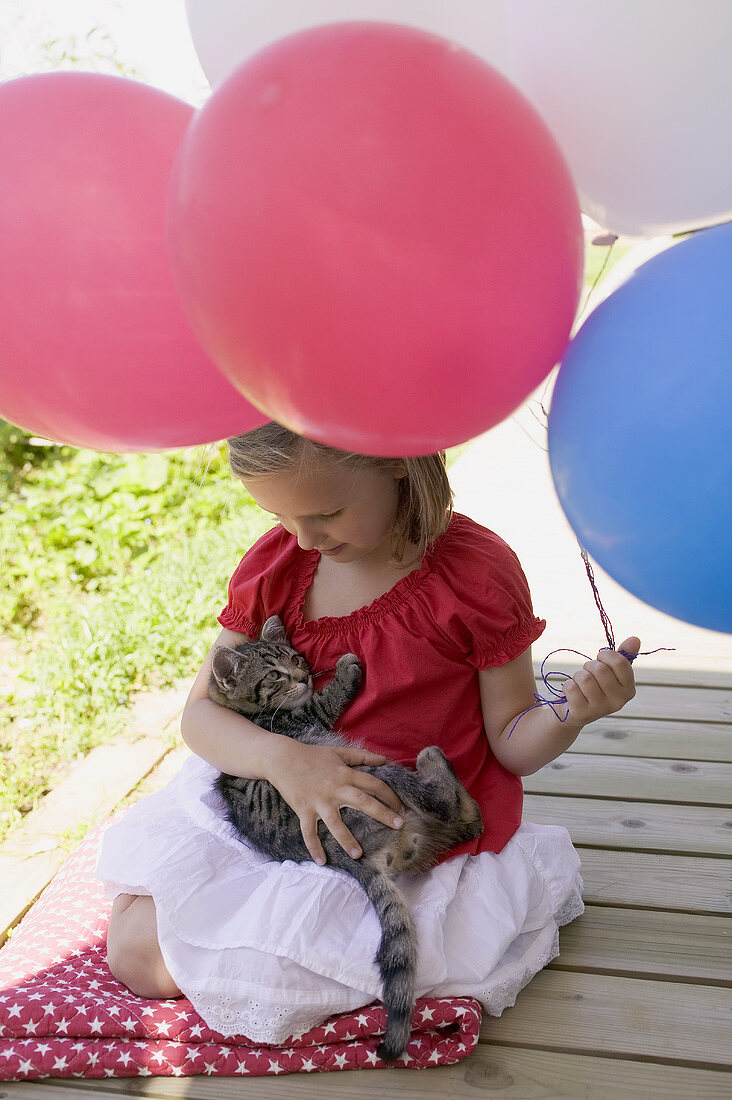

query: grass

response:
[0,438,269,838]
[0,234,632,838]
[583,237,633,292]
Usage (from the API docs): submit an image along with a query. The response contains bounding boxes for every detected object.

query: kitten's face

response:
[212,633,313,714]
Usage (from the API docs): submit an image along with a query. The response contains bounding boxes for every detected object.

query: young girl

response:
[97,421,639,1044]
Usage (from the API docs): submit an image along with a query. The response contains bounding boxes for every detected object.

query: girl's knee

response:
[106,895,182,1000]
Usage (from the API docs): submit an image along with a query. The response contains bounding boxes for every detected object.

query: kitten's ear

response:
[211,646,246,693]
[260,615,287,643]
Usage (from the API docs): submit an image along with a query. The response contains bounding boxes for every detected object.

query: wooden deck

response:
[5,664,732,1098]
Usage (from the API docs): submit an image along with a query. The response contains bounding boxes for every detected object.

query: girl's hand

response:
[268,739,405,866]
[562,636,640,728]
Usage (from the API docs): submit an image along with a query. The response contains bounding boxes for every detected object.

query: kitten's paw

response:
[336,653,363,691]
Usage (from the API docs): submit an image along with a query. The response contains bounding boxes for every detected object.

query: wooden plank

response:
[550,904,731,984]
[537,661,732,691]
[523,794,732,857]
[525,753,732,805]
[2,1089,117,1099]
[567,717,732,762]
[479,970,732,1068]
[0,689,188,948]
[13,1044,732,1097]
[117,748,191,806]
[590,684,732,724]
[531,677,732,724]
[577,848,732,914]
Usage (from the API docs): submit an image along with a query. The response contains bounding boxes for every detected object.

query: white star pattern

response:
[0,826,480,1081]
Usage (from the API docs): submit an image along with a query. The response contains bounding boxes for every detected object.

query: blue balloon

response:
[548,222,732,634]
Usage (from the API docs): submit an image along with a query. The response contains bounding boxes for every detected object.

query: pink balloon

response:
[0,72,267,451]
[169,22,583,456]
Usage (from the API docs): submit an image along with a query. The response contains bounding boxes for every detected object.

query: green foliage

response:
[0,440,268,837]
[57,816,97,855]
[583,238,634,296]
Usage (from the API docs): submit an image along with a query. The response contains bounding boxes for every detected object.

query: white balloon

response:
[185,0,507,89]
[501,0,732,238]
[184,0,732,238]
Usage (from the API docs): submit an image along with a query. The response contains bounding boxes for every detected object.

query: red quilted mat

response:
[0,822,481,1080]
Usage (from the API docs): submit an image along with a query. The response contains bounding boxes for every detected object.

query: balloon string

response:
[579,543,615,649]
[506,543,674,738]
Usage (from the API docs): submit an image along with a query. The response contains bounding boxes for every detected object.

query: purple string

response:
[506,543,674,738]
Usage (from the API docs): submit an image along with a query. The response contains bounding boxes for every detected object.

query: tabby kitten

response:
[209,615,483,1060]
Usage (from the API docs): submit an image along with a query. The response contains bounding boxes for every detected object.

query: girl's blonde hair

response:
[227,422,453,566]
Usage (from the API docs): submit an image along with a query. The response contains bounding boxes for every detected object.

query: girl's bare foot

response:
[106,893,182,999]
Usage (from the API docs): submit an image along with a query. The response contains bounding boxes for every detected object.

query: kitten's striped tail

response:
[349,861,417,1061]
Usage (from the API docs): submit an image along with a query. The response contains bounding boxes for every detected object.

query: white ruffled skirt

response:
[95,754,584,1045]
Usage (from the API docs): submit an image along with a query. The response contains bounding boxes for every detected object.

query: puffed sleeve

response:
[435,516,546,669]
[217,525,295,637]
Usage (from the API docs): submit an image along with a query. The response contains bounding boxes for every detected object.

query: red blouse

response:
[218,511,546,859]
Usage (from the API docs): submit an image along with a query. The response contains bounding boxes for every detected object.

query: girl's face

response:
[241,460,405,566]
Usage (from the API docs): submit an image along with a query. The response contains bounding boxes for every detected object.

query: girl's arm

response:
[181,628,404,864]
[479,637,640,776]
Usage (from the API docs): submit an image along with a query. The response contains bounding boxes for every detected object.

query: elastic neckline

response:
[291,512,464,636]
